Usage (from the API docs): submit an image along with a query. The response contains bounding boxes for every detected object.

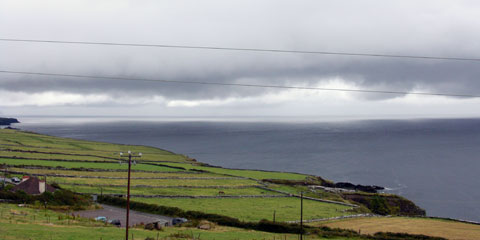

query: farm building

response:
[11,176,56,195]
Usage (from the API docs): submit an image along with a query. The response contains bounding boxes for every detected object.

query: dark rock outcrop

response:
[263,177,384,193]
[330,182,384,193]
[0,117,19,125]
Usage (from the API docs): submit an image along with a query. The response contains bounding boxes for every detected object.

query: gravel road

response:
[73,204,173,227]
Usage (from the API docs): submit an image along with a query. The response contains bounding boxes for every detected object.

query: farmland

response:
[311,216,480,240]
[66,185,280,197]
[0,158,182,172]
[44,176,260,187]
[133,197,351,222]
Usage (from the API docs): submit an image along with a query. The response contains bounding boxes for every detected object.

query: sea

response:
[8,116,480,222]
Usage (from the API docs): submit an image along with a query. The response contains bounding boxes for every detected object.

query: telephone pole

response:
[300,192,304,240]
[120,150,142,240]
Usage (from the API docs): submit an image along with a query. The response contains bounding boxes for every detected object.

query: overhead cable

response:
[1,69,478,98]
[1,38,479,62]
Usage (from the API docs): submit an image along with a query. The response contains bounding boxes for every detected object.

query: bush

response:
[0,189,91,208]
[0,189,32,203]
[50,182,61,189]
[167,232,192,239]
[343,193,426,216]
[370,195,389,215]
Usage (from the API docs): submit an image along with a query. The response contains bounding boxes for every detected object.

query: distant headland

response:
[0,117,20,125]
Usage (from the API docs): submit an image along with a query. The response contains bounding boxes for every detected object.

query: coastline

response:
[9,118,480,223]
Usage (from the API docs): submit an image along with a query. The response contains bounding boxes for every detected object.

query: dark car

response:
[172,218,187,225]
[109,219,121,227]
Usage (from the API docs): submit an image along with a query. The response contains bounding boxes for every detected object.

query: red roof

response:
[12,176,56,195]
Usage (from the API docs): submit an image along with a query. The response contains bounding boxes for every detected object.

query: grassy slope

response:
[0,158,182,172]
[311,217,480,240]
[0,129,188,163]
[133,197,352,222]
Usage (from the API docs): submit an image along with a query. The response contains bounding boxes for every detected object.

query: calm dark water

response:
[13,117,480,222]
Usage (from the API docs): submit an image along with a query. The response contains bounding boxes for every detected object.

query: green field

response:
[64,185,281,196]
[268,184,348,203]
[158,162,309,180]
[0,158,183,172]
[47,176,259,187]
[133,197,352,222]
[0,150,113,162]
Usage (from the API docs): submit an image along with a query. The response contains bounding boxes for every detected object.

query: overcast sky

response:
[1,0,480,119]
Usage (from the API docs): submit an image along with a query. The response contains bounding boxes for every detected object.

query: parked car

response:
[109,219,121,227]
[94,216,107,222]
[11,177,20,183]
[172,218,188,225]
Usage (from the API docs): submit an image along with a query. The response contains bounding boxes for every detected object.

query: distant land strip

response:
[6,170,243,180]
[2,164,190,173]
[0,156,186,170]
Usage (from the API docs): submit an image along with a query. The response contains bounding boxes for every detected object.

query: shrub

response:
[0,189,91,208]
[370,195,389,215]
[50,182,61,189]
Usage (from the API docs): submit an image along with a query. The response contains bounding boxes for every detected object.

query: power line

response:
[1,38,480,62]
[1,69,479,98]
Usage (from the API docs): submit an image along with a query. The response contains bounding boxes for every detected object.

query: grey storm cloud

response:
[1,0,480,102]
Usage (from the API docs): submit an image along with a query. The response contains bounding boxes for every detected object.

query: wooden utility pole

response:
[300,192,304,240]
[126,153,132,240]
[120,151,142,240]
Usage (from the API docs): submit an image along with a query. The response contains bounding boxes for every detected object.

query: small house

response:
[11,176,56,195]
